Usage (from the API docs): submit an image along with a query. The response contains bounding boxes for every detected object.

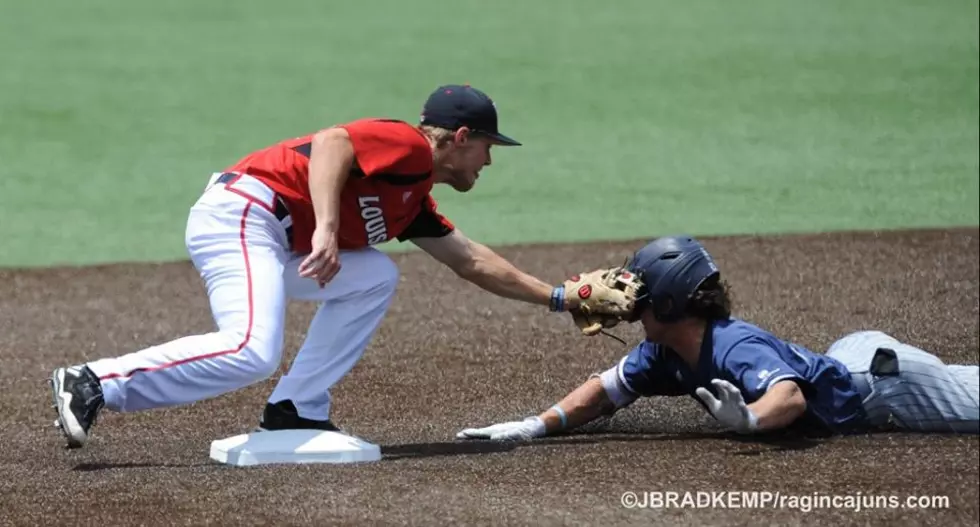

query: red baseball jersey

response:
[223,119,455,253]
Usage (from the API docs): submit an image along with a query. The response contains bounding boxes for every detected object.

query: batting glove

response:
[456,416,547,441]
[695,379,760,434]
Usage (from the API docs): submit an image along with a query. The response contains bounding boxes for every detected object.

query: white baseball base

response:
[209,430,382,467]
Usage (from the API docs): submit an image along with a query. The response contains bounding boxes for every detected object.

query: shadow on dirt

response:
[72,461,217,472]
[381,430,824,461]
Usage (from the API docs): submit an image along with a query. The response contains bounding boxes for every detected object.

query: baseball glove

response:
[562,267,643,338]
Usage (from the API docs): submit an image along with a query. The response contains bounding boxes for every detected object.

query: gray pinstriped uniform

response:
[826,331,979,433]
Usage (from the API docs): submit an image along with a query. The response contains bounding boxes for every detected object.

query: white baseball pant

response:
[86,174,399,421]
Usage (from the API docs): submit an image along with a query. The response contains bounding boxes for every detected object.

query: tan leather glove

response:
[562,267,643,336]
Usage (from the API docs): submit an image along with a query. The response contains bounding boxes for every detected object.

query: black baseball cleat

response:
[49,365,105,449]
[257,400,341,432]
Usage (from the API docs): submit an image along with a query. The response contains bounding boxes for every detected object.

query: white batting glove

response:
[456,416,547,441]
[695,379,760,434]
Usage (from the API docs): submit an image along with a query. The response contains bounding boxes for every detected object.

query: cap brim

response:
[481,132,522,146]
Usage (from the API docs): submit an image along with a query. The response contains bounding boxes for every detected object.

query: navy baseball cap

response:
[420,84,521,146]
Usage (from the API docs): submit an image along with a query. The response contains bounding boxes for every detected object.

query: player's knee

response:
[220,327,283,382]
[244,336,283,380]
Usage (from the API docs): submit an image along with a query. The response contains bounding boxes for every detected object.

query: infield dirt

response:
[1,228,977,526]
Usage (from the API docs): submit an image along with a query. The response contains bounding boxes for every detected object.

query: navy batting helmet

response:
[625,235,720,322]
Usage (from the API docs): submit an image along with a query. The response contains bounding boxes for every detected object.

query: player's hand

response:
[455,416,546,441]
[695,379,759,434]
[299,225,340,287]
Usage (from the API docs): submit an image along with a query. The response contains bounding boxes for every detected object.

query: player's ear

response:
[454,127,471,146]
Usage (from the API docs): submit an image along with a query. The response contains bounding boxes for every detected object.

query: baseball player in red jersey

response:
[48,85,636,449]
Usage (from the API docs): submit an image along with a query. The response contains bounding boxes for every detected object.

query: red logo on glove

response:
[578,284,592,299]
[622,272,632,279]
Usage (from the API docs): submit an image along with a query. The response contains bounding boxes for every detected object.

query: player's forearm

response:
[308,128,354,230]
[538,378,615,434]
[746,380,807,431]
[456,243,554,305]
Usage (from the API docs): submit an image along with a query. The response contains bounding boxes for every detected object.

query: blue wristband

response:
[550,286,565,312]
[551,404,568,430]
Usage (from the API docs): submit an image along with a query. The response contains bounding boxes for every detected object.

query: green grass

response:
[1,0,977,267]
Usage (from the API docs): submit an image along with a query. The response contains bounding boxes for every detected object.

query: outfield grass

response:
[1,0,977,267]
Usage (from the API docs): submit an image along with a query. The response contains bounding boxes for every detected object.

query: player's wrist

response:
[549,404,568,431]
[314,219,339,232]
[549,285,565,312]
[535,405,568,436]
[524,416,548,438]
[736,409,760,434]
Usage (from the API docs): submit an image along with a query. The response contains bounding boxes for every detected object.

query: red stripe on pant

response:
[99,202,256,381]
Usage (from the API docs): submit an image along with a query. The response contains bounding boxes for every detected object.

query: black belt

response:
[215,172,293,247]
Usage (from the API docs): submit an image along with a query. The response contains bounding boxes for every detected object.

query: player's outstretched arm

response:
[413,229,555,306]
[542,377,617,430]
[456,377,615,441]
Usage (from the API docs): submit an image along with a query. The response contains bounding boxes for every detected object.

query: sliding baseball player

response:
[458,236,979,440]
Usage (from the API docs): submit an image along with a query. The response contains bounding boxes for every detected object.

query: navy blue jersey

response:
[615,318,868,433]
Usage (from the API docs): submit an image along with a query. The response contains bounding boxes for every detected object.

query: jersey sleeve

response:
[337,119,432,177]
[615,342,686,397]
[720,338,806,402]
[396,194,455,241]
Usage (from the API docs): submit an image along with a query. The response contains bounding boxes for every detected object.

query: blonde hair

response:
[418,125,456,149]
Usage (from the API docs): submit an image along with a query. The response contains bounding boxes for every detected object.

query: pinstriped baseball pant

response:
[827,331,979,434]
